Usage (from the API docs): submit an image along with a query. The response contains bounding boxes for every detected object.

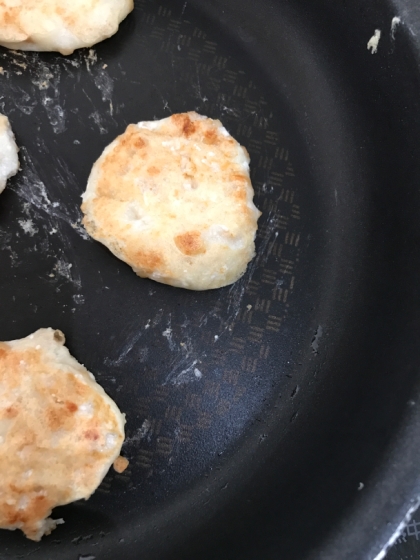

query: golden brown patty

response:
[0,0,133,55]
[81,111,261,291]
[0,328,125,541]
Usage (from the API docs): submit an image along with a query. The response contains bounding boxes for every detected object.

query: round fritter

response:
[81,112,261,291]
[0,114,19,194]
[0,328,125,541]
[0,0,133,55]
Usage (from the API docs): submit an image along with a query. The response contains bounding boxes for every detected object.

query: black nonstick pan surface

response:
[1,0,420,559]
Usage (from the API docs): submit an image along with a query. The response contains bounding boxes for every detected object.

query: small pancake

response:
[0,114,19,194]
[81,111,261,291]
[0,0,133,55]
[0,328,125,541]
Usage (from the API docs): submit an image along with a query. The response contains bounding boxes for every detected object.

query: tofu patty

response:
[81,112,261,291]
[0,328,125,541]
[0,0,133,55]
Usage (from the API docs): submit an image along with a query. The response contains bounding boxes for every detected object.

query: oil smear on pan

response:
[123,419,152,448]
[106,328,144,367]
[367,29,381,54]
[0,48,117,136]
[104,310,164,367]
[4,147,85,293]
[1,50,67,133]
[162,313,204,386]
[10,147,88,241]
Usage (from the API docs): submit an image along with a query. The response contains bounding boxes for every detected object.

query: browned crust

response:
[171,113,198,137]
[174,231,206,256]
[131,249,164,273]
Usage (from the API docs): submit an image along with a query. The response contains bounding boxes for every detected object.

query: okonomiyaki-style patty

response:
[0,0,133,55]
[0,328,126,541]
[81,111,261,291]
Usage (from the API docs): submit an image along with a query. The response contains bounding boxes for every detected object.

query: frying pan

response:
[1,0,420,558]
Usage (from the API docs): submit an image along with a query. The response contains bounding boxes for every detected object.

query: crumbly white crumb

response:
[367,29,381,54]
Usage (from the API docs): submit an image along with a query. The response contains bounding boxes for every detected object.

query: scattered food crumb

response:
[18,219,38,236]
[358,482,365,491]
[87,49,97,65]
[367,29,381,54]
[113,456,129,474]
[246,304,252,311]
[391,16,401,39]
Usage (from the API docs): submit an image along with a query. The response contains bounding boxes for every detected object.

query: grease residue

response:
[0,48,116,136]
[3,148,86,294]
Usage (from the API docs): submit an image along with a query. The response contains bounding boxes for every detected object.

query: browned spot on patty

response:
[203,129,218,145]
[132,249,164,272]
[120,126,147,150]
[230,172,248,184]
[133,136,146,150]
[233,189,247,202]
[147,166,160,176]
[4,406,18,419]
[46,408,62,431]
[65,401,78,414]
[45,398,78,429]
[172,114,197,137]
[174,231,206,256]
[84,429,99,441]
